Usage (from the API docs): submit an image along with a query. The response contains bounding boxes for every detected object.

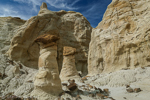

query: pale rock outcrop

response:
[0,55,37,97]
[0,17,25,54]
[7,2,92,75]
[31,34,62,100]
[60,46,80,82]
[88,0,150,75]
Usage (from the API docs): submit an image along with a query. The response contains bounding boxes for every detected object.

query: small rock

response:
[68,79,75,84]
[67,83,77,91]
[85,88,90,91]
[103,88,109,94]
[81,77,87,81]
[126,85,130,88]
[134,88,141,93]
[78,73,82,77]
[94,86,98,90]
[88,94,95,98]
[109,97,115,100]
[98,88,103,93]
[96,93,105,99]
[126,87,134,93]
[65,91,71,95]
[59,92,65,96]
[141,67,145,69]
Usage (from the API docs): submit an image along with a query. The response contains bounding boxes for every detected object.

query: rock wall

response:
[88,0,150,76]
[0,17,25,54]
[7,3,92,75]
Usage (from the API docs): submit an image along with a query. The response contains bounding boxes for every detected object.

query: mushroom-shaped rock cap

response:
[63,46,76,56]
[34,34,59,44]
[40,2,47,9]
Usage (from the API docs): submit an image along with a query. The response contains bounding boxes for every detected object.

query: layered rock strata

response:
[7,2,92,75]
[88,0,150,75]
[31,34,62,100]
[60,46,80,82]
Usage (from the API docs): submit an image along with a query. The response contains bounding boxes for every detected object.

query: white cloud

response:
[13,0,79,11]
[0,4,32,20]
[0,6,17,16]
[13,0,42,11]
[45,0,79,10]
[0,0,80,20]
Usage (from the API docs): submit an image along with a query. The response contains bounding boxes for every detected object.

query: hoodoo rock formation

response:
[7,2,92,75]
[88,0,150,75]
[1,0,150,100]
[60,46,80,82]
[31,34,62,100]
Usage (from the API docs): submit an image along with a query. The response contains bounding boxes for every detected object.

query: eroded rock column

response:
[60,46,80,82]
[31,34,62,100]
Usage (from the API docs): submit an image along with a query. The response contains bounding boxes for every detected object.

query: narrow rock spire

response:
[40,2,47,9]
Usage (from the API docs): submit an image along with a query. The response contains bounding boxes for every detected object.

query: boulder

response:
[134,88,141,93]
[126,87,134,93]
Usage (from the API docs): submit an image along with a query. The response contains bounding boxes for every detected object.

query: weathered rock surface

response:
[60,46,80,82]
[88,0,150,75]
[7,3,92,75]
[31,34,62,100]
[0,55,37,97]
[0,17,25,54]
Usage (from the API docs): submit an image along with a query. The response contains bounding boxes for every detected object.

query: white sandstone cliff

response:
[88,0,150,76]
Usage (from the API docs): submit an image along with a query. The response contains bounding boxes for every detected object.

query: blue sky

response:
[0,0,112,27]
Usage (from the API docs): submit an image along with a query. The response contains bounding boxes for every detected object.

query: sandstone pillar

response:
[31,34,62,100]
[60,46,80,82]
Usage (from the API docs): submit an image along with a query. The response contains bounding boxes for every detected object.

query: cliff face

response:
[7,4,92,75]
[0,17,25,54]
[88,0,150,75]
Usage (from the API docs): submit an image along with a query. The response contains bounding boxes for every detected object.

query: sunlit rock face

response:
[88,0,150,76]
[7,3,92,75]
